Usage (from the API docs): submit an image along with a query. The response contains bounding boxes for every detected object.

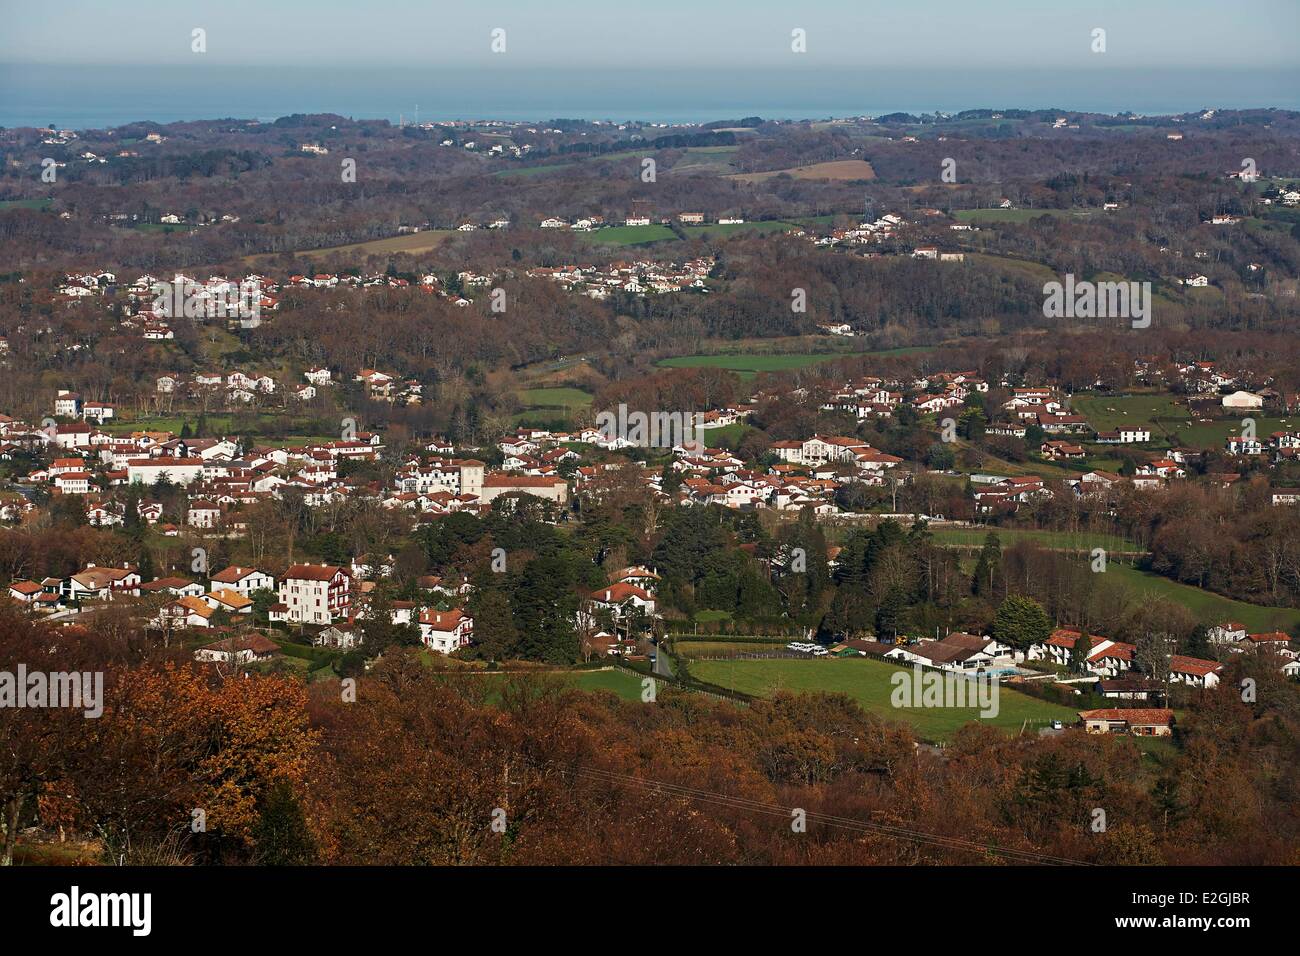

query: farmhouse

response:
[1094,426,1151,444]
[210,565,275,595]
[1041,440,1085,459]
[156,596,215,629]
[193,632,280,665]
[7,580,44,603]
[1207,621,1247,645]
[1079,708,1174,736]
[65,565,141,601]
[418,609,473,654]
[586,582,656,618]
[1235,632,1295,657]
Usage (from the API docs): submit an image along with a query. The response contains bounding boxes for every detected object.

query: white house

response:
[7,581,44,603]
[209,565,275,596]
[54,471,93,495]
[277,564,351,624]
[1207,621,1247,645]
[1168,655,1222,689]
[53,391,82,418]
[315,624,359,650]
[127,457,206,486]
[156,596,215,629]
[82,401,115,423]
[65,565,140,601]
[1079,708,1174,736]
[579,583,656,631]
[193,632,279,664]
[186,500,221,528]
[418,609,473,654]
[1094,426,1151,444]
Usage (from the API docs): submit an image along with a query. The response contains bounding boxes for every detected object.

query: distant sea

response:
[2,64,1299,130]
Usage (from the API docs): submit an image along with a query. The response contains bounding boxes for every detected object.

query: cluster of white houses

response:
[525,256,713,298]
[2,557,674,666]
[4,559,478,657]
[10,348,1300,545]
[834,624,1296,683]
[6,352,1300,674]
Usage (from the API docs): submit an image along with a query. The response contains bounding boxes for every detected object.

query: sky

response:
[2,2,1297,127]
[4,0,1298,70]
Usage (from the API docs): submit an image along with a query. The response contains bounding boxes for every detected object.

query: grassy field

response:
[1242,216,1294,237]
[938,526,1300,630]
[579,224,678,246]
[676,641,791,658]
[1069,392,1295,449]
[560,145,741,174]
[668,145,741,173]
[1069,393,1190,433]
[658,353,847,375]
[965,252,1059,283]
[243,230,452,265]
[691,610,734,624]
[1179,416,1295,447]
[494,163,576,178]
[955,207,1098,224]
[690,657,1079,742]
[931,527,1143,552]
[568,668,646,699]
[0,197,54,211]
[729,160,876,183]
[681,220,798,239]
[512,386,593,427]
[516,386,592,410]
[959,450,1078,480]
[656,348,929,380]
[700,422,751,446]
[101,412,333,441]
[792,215,842,227]
[1105,565,1300,632]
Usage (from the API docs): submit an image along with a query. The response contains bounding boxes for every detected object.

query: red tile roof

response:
[1079,708,1174,725]
[283,563,348,582]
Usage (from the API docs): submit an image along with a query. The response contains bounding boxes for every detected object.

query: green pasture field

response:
[689,656,1079,743]
[655,347,931,381]
[955,207,1097,223]
[0,198,54,210]
[1104,565,1300,633]
[516,387,593,410]
[930,527,1143,552]
[1069,392,1296,449]
[579,224,678,245]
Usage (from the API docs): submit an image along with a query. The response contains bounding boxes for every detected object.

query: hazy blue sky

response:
[4,0,1298,69]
